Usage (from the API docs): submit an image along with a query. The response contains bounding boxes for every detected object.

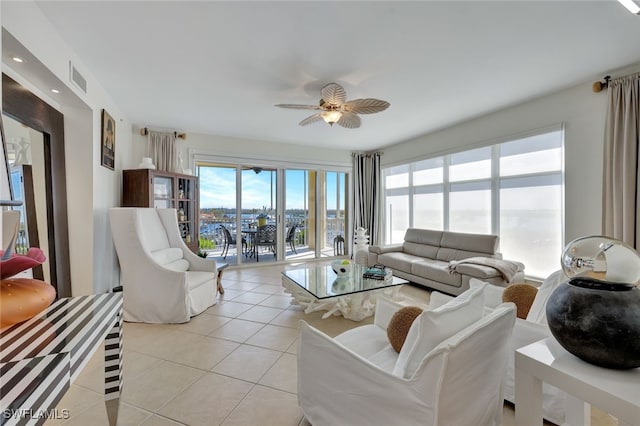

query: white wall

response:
[2,1,133,295]
[381,74,635,244]
[131,129,353,171]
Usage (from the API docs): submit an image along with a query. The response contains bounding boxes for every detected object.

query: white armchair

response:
[297,289,516,426]
[433,273,570,424]
[109,208,217,323]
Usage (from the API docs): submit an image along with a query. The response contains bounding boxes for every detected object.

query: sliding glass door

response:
[197,162,348,265]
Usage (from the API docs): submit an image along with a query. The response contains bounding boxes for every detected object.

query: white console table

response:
[515,337,640,426]
[0,293,123,426]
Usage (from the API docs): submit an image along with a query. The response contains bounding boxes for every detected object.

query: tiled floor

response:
[45,262,619,425]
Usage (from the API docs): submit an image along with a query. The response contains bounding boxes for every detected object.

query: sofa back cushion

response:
[392,280,486,378]
[402,229,442,258]
[436,231,499,261]
[137,209,171,252]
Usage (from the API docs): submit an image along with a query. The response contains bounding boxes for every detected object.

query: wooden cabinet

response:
[122,169,199,253]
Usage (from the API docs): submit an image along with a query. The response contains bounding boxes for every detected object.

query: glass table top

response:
[282,264,407,299]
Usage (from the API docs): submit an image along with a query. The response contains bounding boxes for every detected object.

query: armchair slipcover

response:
[297,298,516,426]
[432,274,570,424]
[109,208,217,323]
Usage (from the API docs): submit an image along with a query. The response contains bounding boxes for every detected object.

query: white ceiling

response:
[23,1,640,150]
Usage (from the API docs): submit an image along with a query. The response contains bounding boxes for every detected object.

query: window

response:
[383,127,564,279]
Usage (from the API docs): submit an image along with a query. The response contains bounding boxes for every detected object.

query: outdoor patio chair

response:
[286,223,298,254]
[255,224,276,262]
[220,225,246,259]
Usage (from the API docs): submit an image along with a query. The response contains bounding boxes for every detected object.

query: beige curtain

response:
[148,131,177,172]
[602,72,640,248]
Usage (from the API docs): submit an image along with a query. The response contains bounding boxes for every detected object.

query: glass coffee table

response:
[282,264,408,321]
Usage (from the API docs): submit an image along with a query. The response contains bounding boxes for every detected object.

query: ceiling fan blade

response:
[336,112,361,129]
[299,113,323,127]
[275,104,321,110]
[320,83,347,106]
[342,98,390,114]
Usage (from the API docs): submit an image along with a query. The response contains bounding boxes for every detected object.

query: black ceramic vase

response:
[546,277,640,369]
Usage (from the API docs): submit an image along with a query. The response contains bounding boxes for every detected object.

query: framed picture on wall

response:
[101,109,115,170]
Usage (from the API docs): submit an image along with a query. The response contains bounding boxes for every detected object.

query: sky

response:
[198,167,344,210]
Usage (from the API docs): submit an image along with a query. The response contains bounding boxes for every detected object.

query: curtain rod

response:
[140,127,187,140]
[351,151,383,157]
[592,75,611,93]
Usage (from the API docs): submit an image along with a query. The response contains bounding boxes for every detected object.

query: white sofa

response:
[109,207,218,323]
[429,272,570,424]
[369,228,525,296]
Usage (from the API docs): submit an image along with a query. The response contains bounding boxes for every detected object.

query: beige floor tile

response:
[205,301,254,318]
[212,344,282,382]
[166,313,232,335]
[208,318,265,343]
[47,385,102,423]
[224,281,261,291]
[245,324,299,351]
[249,284,282,294]
[231,291,271,305]
[155,332,240,370]
[123,325,185,355]
[259,295,294,309]
[158,372,253,425]
[236,305,284,323]
[221,385,303,426]
[270,309,306,328]
[215,288,245,301]
[74,354,107,394]
[286,338,299,355]
[259,353,298,394]
[123,350,165,381]
[140,414,186,425]
[121,360,204,412]
[308,315,373,337]
[55,401,151,426]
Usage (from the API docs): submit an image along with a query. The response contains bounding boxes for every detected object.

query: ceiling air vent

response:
[69,61,87,94]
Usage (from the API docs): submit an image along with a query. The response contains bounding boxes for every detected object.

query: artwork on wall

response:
[101,109,115,170]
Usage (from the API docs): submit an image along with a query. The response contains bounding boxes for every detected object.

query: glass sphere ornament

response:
[546,236,640,369]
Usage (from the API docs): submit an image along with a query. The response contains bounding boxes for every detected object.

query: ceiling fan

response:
[275,82,390,129]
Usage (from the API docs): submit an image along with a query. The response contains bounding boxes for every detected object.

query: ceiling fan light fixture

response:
[321,110,342,126]
[617,0,640,14]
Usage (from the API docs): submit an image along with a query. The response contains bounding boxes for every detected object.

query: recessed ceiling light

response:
[617,0,640,14]
[12,57,24,63]
[51,89,60,94]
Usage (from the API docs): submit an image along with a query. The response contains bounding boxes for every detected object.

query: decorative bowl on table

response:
[331,260,352,278]
[546,235,640,369]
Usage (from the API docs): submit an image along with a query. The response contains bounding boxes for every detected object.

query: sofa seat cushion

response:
[187,271,214,290]
[411,259,462,287]
[151,247,183,265]
[163,259,190,272]
[378,252,423,273]
[335,325,398,373]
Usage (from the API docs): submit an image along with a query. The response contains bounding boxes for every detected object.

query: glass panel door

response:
[197,165,238,264]
[285,169,310,259]
[242,166,277,263]
[320,171,347,258]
